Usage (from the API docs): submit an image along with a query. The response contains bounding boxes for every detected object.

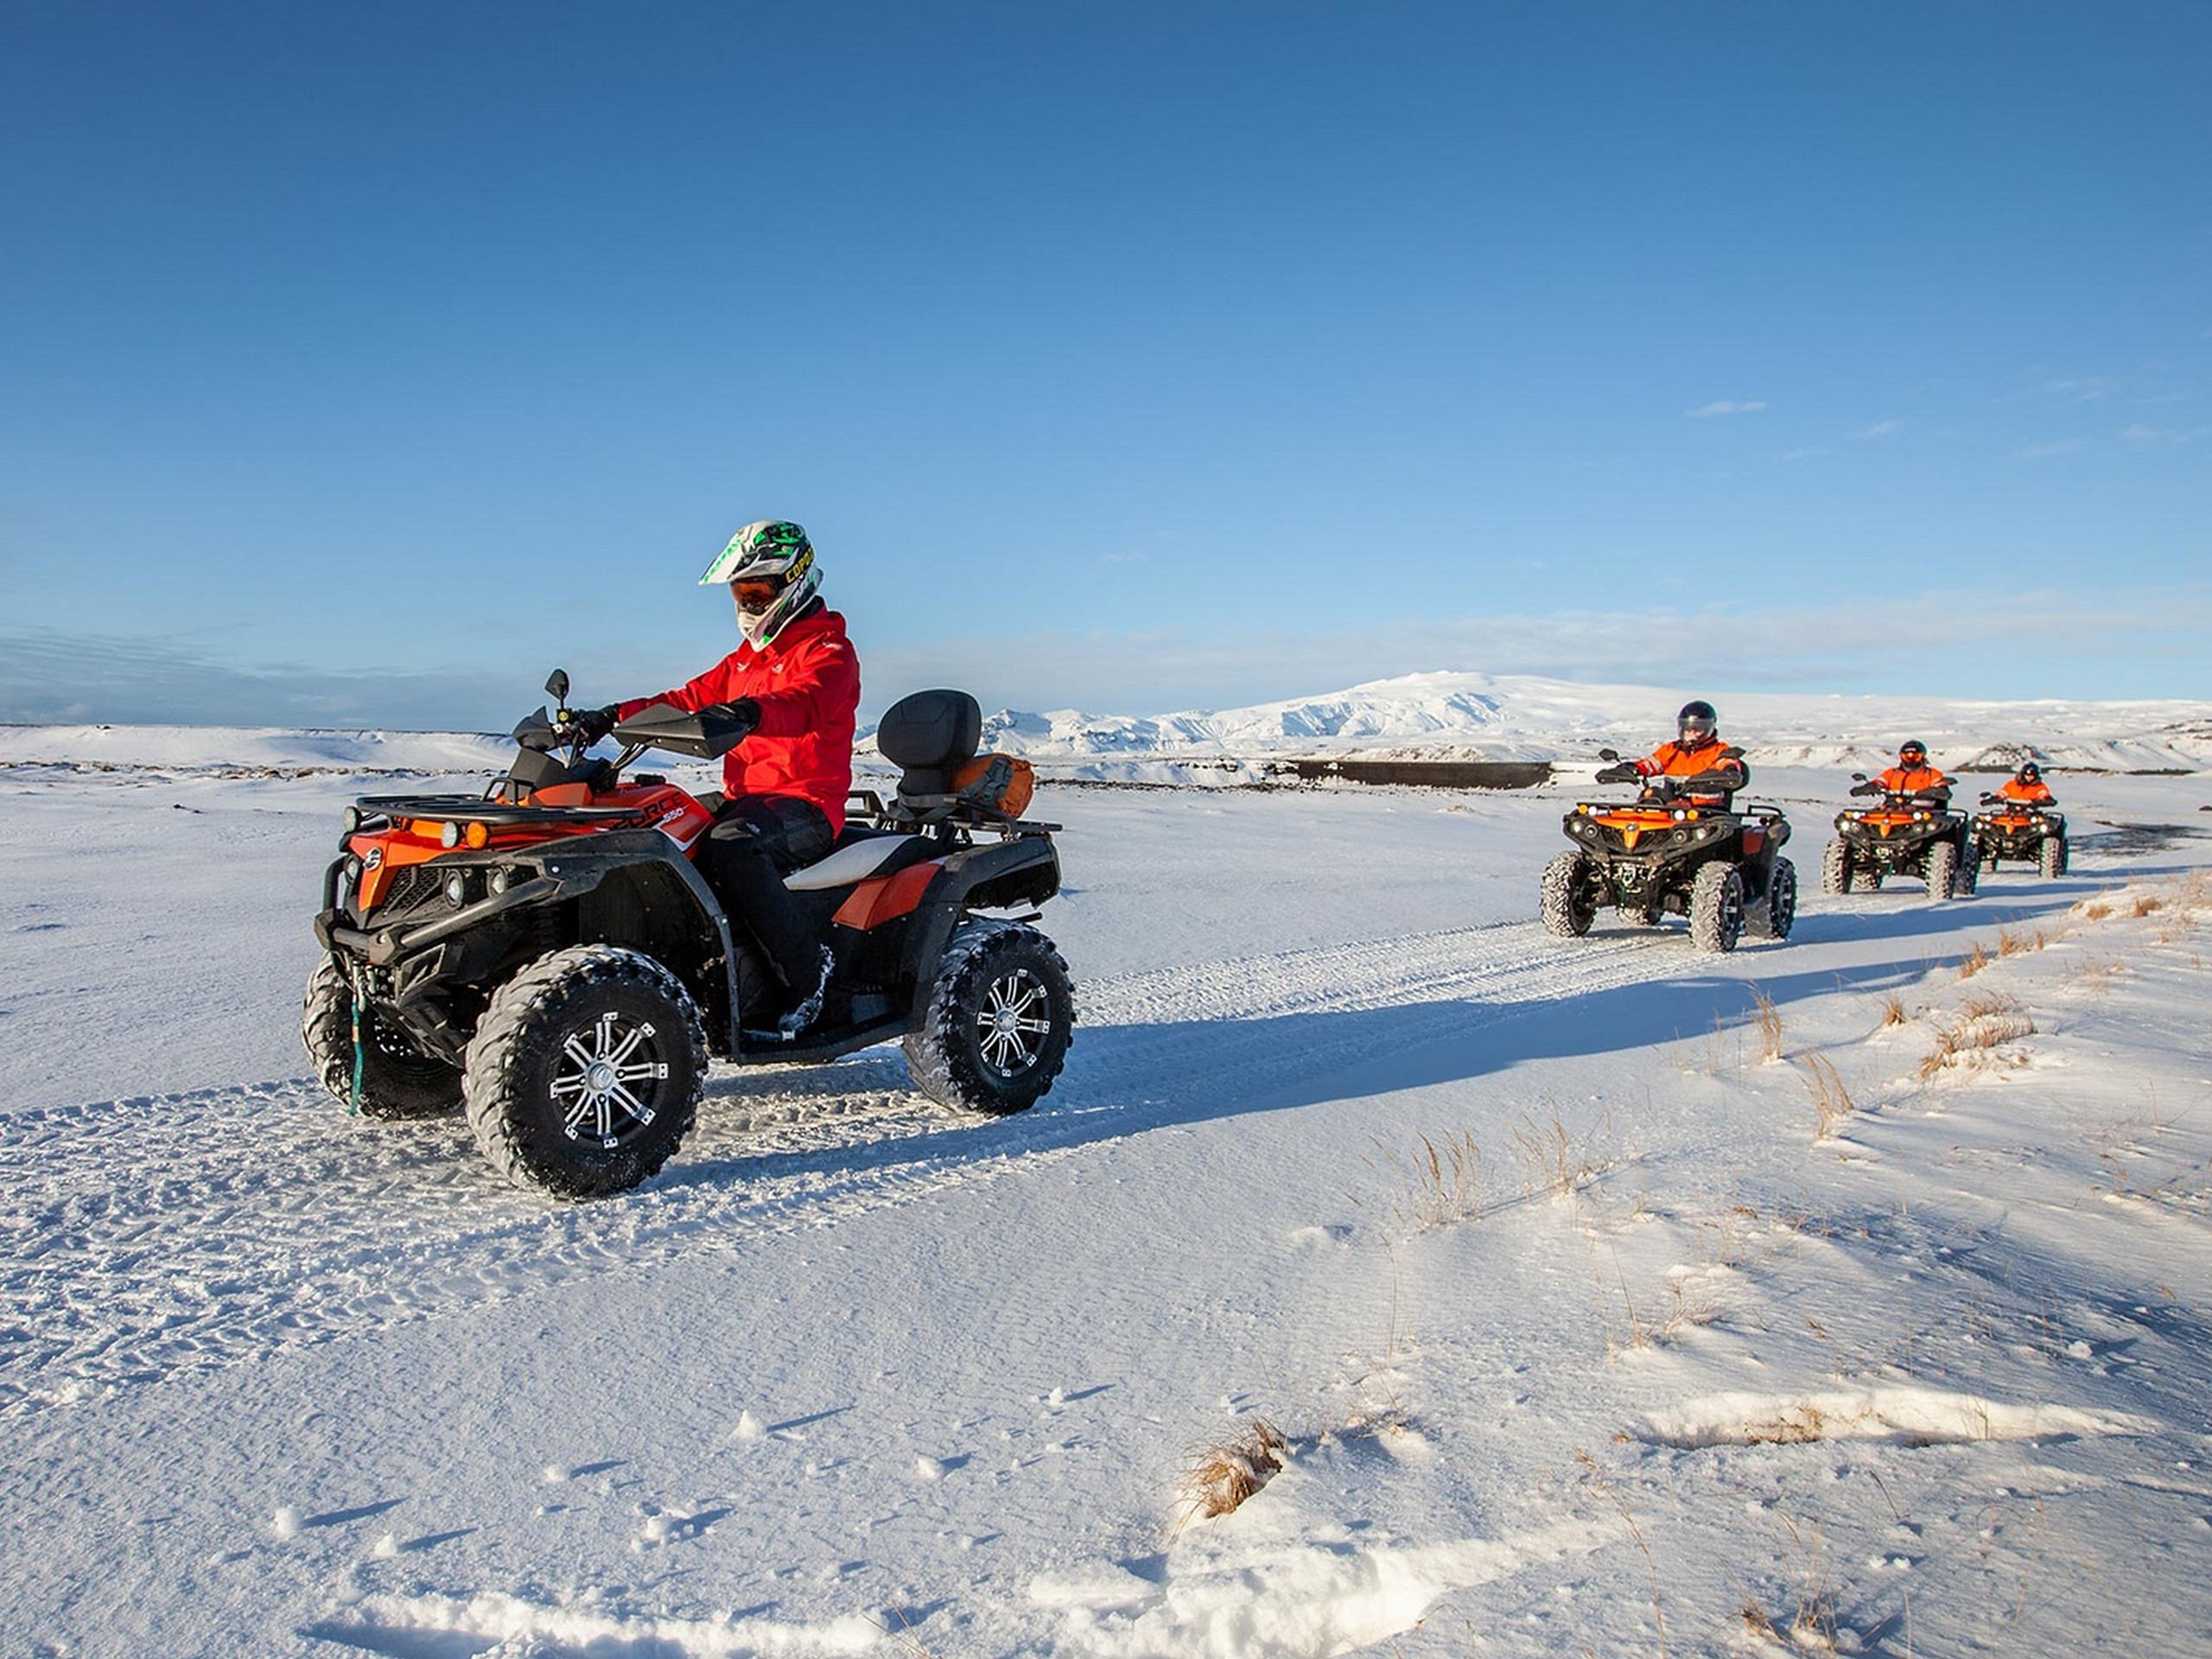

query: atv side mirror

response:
[545,668,570,706]
[1598,748,1619,762]
[1850,772,1867,782]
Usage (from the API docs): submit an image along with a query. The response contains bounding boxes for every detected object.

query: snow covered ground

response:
[3,726,2210,1656]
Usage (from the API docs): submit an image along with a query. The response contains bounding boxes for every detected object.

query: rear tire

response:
[1747,856,1797,941]
[302,958,461,1120]
[905,922,1075,1117]
[1688,862,1746,953]
[2037,836,2068,879]
[1821,840,1851,896]
[1850,860,1884,893]
[1927,840,1958,900]
[1541,851,1598,938]
[461,945,706,1199]
[1953,841,1978,897]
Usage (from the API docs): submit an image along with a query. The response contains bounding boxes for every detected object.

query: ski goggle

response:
[729,575,785,611]
[1900,747,1927,762]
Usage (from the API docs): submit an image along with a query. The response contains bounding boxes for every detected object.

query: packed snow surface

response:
[3,712,2210,1656]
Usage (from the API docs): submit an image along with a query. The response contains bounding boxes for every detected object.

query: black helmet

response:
[1899,740,1928,763]
[2018,761,2041,783]
[1677,699,1718,746]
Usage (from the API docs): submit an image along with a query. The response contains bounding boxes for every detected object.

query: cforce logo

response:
[365,848,384,870]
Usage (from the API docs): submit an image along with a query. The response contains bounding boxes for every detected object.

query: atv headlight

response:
[490,866,512,894]
[1672,809,1688,822]
[444,871,469,907]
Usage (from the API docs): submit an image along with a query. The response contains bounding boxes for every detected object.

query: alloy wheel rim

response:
[549,1009,669,1147]
[975,967,1053,1077]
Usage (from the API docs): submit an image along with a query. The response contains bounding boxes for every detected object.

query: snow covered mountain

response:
[897,671,2212,781]
[7,670,2206,785]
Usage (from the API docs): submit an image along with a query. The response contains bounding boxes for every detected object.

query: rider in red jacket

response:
[577,520,861,1033]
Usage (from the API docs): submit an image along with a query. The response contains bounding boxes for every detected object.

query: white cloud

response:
[1854,419,1903,439]
[2019,439,2083,459]
[2042,377,2119,401]
[1782,446,1832,461]
[1688,400,1767,418]
[2120,423,2209,444]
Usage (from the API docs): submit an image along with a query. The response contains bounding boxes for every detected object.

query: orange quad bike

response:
[1973,792,2069,880]
[1822,775,1978,899]
[1541,747,1796,953]
[303,671,1074,1199]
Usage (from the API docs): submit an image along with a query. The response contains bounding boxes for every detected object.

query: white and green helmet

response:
[701,519,821,647]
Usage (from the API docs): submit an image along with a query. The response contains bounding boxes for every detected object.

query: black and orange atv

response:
[1821,777,1978,899]
[1541,748,1796,953]
[1973,794,2069,880]
[303,673,1074,1199]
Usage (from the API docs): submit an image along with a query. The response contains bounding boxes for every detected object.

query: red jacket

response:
[620,605,861,834]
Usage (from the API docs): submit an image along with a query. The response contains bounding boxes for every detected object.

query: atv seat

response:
[784,830,932,893]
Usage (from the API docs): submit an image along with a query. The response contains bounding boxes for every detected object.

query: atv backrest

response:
[877,690,982,798]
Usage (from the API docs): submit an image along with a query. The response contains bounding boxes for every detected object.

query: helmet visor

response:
[1678,714,1716,743]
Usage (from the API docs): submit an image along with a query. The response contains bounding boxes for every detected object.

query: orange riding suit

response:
[1997,777,2055,805]
[1632,739,1746,806]
[1872,764,1950,798]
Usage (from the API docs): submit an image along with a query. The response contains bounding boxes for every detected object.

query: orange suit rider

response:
[1629,700,1747,806]
[1859,741,1951,802]
[1995,762,2056,805]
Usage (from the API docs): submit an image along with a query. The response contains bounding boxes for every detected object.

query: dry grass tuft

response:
[1798,1054,1856,1139]
[1373,1131,1484,1231]
[1510,1111,1608,1199]
[1918,993,2037,1079]
[1748,986,1784,1063]
[1878,991,1910,1028]
[1997,925,2048,957]
[1957,941,1993,979]
[1176,1418,1290,1529]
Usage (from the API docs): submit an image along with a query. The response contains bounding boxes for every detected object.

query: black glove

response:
[1595,763,1639,785]
[1849,781,1880,798]
[567,704,620,744]
[1980,792,2002,806]
[702,698,761,738]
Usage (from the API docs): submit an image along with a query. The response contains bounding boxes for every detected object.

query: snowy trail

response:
[0,918,1671,1414]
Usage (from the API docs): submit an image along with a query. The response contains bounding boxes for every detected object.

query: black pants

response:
[696,794,834,993]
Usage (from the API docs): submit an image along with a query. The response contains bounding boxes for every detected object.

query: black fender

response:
[896,836,1063,1022]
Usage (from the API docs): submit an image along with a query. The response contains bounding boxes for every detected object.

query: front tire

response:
[1821,840,1851,897]
[1688,861,1746,953]
[905,922,1075,1117]
[301,957,462,1120]
[2037,835,2068,879]
[1747,856,1797,941]
[1926,840,1958,900]
[461,945,706,1199]
[1541,851,1598,938]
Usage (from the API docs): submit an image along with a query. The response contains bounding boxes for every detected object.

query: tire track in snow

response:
[0,919,1673,1414]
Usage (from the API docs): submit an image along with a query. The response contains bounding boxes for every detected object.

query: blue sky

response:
[3,2,2206,728]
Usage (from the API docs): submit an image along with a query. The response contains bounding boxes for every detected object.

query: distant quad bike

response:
[1821,775,1978,899]
[304,673,1074,1199]
[1541,747,1796,953]
[1973,794,2069,880]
